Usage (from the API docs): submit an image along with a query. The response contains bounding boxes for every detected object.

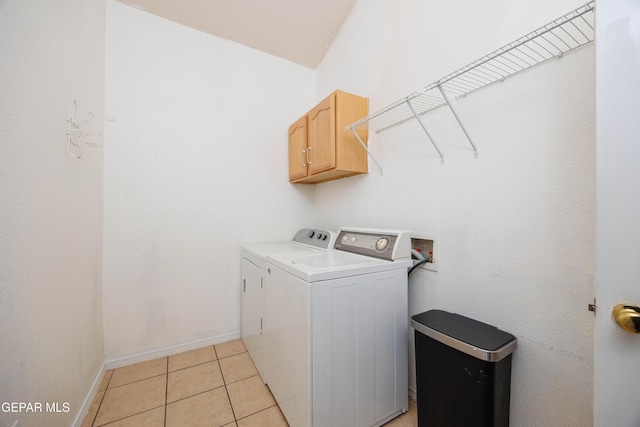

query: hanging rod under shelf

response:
[346,1,595,166]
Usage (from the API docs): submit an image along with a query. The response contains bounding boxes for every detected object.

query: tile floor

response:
[82,338,417,427]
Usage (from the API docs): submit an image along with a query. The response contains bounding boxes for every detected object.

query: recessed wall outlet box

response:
[410,232,438,272]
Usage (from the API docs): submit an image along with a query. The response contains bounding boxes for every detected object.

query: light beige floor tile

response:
[226,375,276,420]
[167,360,224,403]
[99,370,113,391]
[237,406,288,427]
[94,375,166,426]
[168,346,217,372]
[166,387,235,427]
[109,358,167,388]
[219,352,258,384]
[215,339,246,359]
[92,341,299,427]
[81,390,104,427]
[100,407,165,427]
[384,398,417,427]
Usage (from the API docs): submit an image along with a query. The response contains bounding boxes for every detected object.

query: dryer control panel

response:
[335,228,411,261]
[292,228,336,249]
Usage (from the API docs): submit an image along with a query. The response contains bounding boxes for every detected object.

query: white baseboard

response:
[70,363,106,427]
[409,385,417,401]
[104,331,241,370]
[70,331,241,426]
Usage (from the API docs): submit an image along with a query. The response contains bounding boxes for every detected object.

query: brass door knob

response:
[612,304,640,334]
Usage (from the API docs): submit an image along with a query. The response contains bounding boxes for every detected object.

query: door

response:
[307,93,336,175]
[289,115,308,181]
[594,1,640,425]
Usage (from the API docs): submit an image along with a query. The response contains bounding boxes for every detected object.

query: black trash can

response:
[411,310,517,427]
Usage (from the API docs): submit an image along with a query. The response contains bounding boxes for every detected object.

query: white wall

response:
[103,0,317,360]
[314,0,594,425]
[0,0,105,426]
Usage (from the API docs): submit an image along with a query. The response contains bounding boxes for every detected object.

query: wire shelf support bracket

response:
[437,84,478,159]
[406,96,444,164]
[350,128,384,175]
[345,1,595,165]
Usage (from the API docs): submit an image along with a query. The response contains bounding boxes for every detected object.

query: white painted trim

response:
[409,385,417,401]
[104,331,241,370]
[70,363,106,427]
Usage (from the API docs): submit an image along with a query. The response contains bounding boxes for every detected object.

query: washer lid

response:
[267,250,412,282]
[242,242,318,261]
[242,228,336,260]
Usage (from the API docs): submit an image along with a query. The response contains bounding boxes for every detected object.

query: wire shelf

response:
[345,1,595,166]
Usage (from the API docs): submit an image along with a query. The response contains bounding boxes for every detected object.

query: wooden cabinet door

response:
[307,94,336,176]
[288,116,308,181]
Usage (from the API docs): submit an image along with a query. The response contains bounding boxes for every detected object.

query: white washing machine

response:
[241,228,336,382]
[264,227,413,427]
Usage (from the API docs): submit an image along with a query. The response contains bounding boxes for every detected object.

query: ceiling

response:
[120,0,358,69]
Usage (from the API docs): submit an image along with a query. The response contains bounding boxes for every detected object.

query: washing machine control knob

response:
[375,236,390,252]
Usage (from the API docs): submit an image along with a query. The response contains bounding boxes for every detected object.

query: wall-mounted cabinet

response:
[289,90,369,184]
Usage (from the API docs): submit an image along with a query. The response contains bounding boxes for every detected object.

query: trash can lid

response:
[411,310,517,362]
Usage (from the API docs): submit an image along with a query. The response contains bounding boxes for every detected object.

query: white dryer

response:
[264,227,413,427]
[241,228,336,382]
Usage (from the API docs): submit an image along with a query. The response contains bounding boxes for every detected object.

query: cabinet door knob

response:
[300,149,306,167]
[307,146,312,165]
